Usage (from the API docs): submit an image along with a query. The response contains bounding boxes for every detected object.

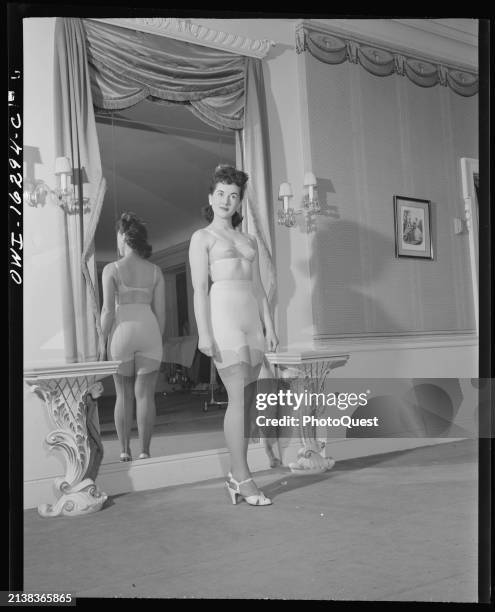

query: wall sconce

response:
[277,171,321,228]
[55,157,91,215]
[277,182,296,227]
[23,157,90,215]
[54,156,79,215]
[303,171,320,214]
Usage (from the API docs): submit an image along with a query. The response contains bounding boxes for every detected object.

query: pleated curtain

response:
[54,18,107,362]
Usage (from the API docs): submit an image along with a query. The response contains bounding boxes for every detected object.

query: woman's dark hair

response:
[116,211,152,259]
[202,164,249,229]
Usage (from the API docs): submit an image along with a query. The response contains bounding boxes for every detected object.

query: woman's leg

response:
[113,373,135,455]
[218,363,263,497]
[219,365,248,476]
[134,370,159,456]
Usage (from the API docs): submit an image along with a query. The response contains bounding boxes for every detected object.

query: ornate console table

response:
[265,349,350,474]
[24,361,120,517]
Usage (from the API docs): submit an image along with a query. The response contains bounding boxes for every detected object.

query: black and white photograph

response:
[7,7,491,603]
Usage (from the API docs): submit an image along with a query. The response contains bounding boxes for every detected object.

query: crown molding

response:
[151,240,189,268]
[86,18,276,59]
[392,19,478,47]
[304,18,478,71]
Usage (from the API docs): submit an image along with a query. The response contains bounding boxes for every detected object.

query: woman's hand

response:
[265,328,279,352]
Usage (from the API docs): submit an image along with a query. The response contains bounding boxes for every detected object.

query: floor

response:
[99,390,227,462]
[23,439,479,601]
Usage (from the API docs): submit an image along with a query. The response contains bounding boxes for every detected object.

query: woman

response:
[100,212,165,462]
[189,165,278,506]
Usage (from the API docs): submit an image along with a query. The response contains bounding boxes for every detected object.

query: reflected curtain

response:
[54,18,107,362]
[82,18,275,304]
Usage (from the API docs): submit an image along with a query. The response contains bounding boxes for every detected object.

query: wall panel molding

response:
[314,331,478,352]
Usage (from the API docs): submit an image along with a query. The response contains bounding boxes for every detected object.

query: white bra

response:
[114,261,157,305]
[205,227,256,270]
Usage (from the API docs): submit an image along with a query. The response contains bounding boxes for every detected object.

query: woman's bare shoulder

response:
[190,227,212,247]
[102,261,117,277]
[147,260,161,273]
[151,261,162,271]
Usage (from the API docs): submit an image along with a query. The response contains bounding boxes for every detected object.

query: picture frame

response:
[393,196,433,259]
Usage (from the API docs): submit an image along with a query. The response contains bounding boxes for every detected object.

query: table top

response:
[24,361,121,381]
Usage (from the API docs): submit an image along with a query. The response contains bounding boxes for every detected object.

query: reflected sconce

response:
[277,182,296,227]
[303,171,320,214]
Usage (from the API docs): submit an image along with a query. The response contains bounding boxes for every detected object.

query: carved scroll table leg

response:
[270,356,349,474]
[288,361,336,474]
[25,376,108,517]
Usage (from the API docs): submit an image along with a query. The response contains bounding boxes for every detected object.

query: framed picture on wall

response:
[393,196,433,259]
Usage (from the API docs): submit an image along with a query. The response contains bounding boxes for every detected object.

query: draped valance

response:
[296,24,478,97]
[83,19,246,130]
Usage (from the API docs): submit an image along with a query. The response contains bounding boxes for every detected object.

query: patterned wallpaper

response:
[305,55,478,339]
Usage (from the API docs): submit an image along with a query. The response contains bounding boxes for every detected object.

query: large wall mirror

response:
[94,100,236,464]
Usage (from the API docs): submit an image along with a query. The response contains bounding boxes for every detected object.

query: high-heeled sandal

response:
[225,472,272,506]
[119,452,132,462]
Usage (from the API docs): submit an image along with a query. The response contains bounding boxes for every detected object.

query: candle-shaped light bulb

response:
[278,182,293,213]
[55,156,71,193]
[304,171,317,203]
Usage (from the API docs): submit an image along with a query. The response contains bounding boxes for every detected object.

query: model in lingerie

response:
[189,165,278,506]
[100,212,165,462]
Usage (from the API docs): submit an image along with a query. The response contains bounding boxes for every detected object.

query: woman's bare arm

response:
[188,230,215,357]
[250,236,278,352]
[152,266,165,337]
[100,263,116,340]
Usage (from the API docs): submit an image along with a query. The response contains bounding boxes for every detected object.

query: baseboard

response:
[23,437,464,510]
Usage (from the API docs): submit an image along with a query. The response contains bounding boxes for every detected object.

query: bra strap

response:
[114,261,121,285]
[205,226,220,240]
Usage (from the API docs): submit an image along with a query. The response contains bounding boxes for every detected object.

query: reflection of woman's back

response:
[109,259,162,375]
[206,227,265,379]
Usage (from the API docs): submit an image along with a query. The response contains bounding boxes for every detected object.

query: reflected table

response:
[24,361,120,517]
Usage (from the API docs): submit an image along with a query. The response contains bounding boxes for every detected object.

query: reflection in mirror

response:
[94,101,236,464]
